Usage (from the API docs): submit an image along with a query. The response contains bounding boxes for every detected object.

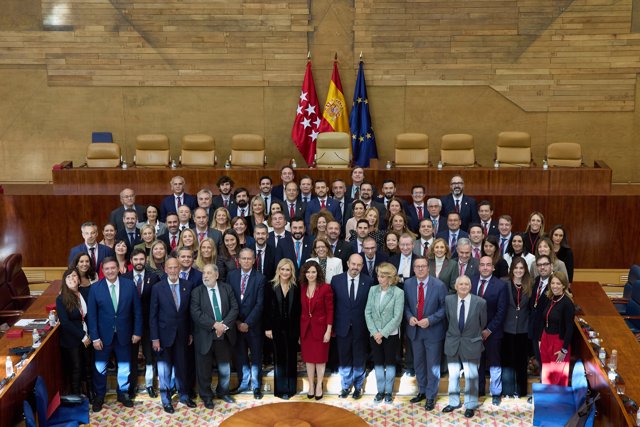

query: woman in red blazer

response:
[299,260,334,400]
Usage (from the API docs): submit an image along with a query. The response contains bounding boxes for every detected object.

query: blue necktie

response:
[459,299,465,332]
[295,241,302,267]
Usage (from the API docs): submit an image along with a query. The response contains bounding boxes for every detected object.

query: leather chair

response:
[134,134,170,167]
[496,131,532,167]
[86,143,121,168]
[91,132,113,143]
[4,253,37,310]
[230,134,266,167]
[547,142,582,167]
[316,132,351,168]
[394,133,429,167]
[180,134,216,167]
[0,264,24,325]
[440,134,476,167]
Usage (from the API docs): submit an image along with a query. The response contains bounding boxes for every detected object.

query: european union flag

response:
[349,61,378,167]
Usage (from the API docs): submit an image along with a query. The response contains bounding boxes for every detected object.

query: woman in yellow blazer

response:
[364,262,405,403]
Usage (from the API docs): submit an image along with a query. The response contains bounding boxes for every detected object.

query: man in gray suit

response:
[451,238,479,285]
[190,263,238,409]
[442,275,487,418]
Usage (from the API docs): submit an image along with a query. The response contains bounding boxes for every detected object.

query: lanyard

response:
[545,294,564,328]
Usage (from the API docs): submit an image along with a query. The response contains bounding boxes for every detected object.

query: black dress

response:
[264,284,301,397]
[555,246,574,282]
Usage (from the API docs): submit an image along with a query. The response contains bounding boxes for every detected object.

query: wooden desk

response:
[0,282,62,427]
[220,402,368,427]
[51,162,612,196]
[572,281,638,426]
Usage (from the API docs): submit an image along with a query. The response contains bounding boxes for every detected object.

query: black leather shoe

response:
[280,394,290,400]
[338,388,350,399]
[424,398,436,411]
[373,392,384,403]
[92,396,104,412]
[464,408,475,418]
[117,394,134,408]
[527,396,533,404]
[203,400,214,410]
[180,398,197,408]
[229,387,247,395]
[352,388,363,400]
[220,395,235,404]
[384,393,393,403]
[492,395,501,406]
[146,387,158,398]
[410,393,426,404]
[307,392,315,399]
[253,388,263,400]
[442,404,461,413]
[163,403,175,414]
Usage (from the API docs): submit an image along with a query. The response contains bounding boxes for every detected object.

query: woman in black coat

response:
[55,268,92,395]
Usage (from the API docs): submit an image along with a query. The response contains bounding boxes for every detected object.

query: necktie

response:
[136,274,142,296]
[177,196,182,208]
[171,235,177,250]
[241,274,248,299]
[210,288,222,321]
[128,232,134,245]
[451,233,457,251]
[386,199,390,209]
[500,237,507,254]
[479,279,487,298]
[332,244,337,254]
[199,232,205,242]
[180,271,187,280]
[483,222,489,236]
[171,284,179,309]
[289,203,295,218]
[319,258,327,275]
[264,196,269,213]
[473,247,480,259]
[354,186,360,200]
[433,219,439,234]
[417,282,425,320]
[455,199,460,213]
[459,262,466,277]
[223,198,228,208]
[459,299,465,332]
[423,242,428,257]
[295,241,302,267]
[240,208,245,217]
[89,247,97,268]
[256,249,263,273]
[368,259,374,275]
[350,278,355,302]
[417,206,423,220]
[320,199,326,209]
[275,234,282,247]
[109,283,117,312]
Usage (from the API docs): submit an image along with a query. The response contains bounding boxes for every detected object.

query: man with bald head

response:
[109,188,146,232]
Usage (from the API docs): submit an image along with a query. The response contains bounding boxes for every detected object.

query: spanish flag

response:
[318,60,349,133]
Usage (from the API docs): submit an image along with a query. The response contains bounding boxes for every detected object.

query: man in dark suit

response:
[330,179,349,231]
[249,224,276,283]
[497,215,513,257]
[190,263,238,409]
[450,238,480,292]
[150,257,195,413]
[158,213,181,253]
[193,207,222,248]
[116,208,142,255]
[471,256,508,406]
[177,247,202,287]
[406,185,427,233]
[228,187,251,218]
[258,175,284,215]
[359,182,386,218]
[282,182,305,222]
[327,220,353,271]
[108,188,146,232]
[360,237,388,285]
[442,275,487,419]
[331,254,372,400]
[160,176,197,221]
[375,179,408,211]
[124,249,161,399]
[267,212,291,249]
[478,200,500,237]
[436,212,470,258]
[404,257,447,411]
[228,248,266,399]
[413,218,435,257]
[529,255,553,367]
[212,175,236,211]
[271,165,295,202]
[274,218,313,276]
[426,198,447,237]
[304,179,342,227]
[390,234,419,282]
[440,175,479,232]
[68,221,114,269]
[196,188,216,225]
[346,166,376,203]
[298,175,316,204]
[87,257,142,412]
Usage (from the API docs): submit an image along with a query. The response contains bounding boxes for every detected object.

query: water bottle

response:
[49,310,57,327]
[32,329,40,348]
[542,159,549,170]
[437,160,443,170]
[598,348,606,366]
[608,349,618,372]
[494,159,500,169]
[291,158,297,168]
[5,356,13,377]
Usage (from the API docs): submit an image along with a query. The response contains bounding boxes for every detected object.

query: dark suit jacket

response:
[346,184,377,202]
[403,276,447,342]
[428,258,458,293]
[182,268,203,288]
[359,251,389,284]
[158,231,181,251]
[149,278,192,348]
[428,215,447,236]
[249,243,277,284]
[109,204,147,232]
[405,204,426,233]
[389,252,418,281]
[451,257,480,283]
[228,269,265,337]
[282,200,305,222]
[440,194,479,232]
[263,283,301,337]
[304,197,342,226]
[331,240,354,271]
[435,229,470,257]
[68,243,114,268]
[195,228,222,248]
[268,230,292,249]
[116,228,142,255]
[529,276,551,340]
[444,293,487,359]
[87,277,142,346]
[190,282,238,354]
[471,275,508,338]
[123,268,160,332]
[482,220,500,237]
[160,193,197,221]
[212,195,236,211]
[330,272,372,338]
[271,185,285,203]
[275,236,313,275]
[56,295,86,348]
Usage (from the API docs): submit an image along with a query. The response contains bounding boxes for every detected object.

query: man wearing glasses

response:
[440,175,479,232]
[529,255,553,367]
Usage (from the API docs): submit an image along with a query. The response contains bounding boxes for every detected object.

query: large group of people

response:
[55,168,576,418]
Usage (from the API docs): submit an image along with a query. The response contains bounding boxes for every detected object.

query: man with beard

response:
[283,181,305,222]
[440,175,479,232]
[304,179,342,227]
[326,220,353,271]
[159,213,181,252]
[229,187,250,218]
[375,179,407,211]
[212,175,236,210]
[274,218,312,276]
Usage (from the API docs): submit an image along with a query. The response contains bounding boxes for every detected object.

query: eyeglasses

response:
[414,265,428,269]
[536,262,551,267]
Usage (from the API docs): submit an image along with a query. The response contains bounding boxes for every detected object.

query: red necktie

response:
[455,199,460,213]
[459,262,466,277]
[483,222,489,237]
[289,203,295,218]
[417,206,423,220]
[417,282,425,320]
[223,198,228,208]
[177,196,182,208]
[241,274,248,299]
[473,247,480,259]
[321,199,326,209]
[479,279,487,298]
[171,235,177,250]
[422,242,428,257]
[199,232,205,243]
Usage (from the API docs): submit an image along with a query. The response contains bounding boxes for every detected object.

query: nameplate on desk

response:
[5,329,23,339]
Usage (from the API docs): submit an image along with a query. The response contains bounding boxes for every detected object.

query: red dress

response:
[300,283,334,363]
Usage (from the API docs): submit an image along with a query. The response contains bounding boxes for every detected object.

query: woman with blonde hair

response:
[194,237,217,271]
[364,207,385,247]
[427,238,457,292]
[176,228,198,257]
[212,207,232,233]
[147,240,168,276]
[249,195,268,234]
[134,224,156,257]
[523,211,545,254]
[264,259,301,399]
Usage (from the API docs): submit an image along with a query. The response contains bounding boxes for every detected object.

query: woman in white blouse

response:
[306,238,343,283]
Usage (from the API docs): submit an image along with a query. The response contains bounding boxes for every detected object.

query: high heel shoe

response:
[307,392,315,399]
[315,382,323,400]
[307,381,315,399]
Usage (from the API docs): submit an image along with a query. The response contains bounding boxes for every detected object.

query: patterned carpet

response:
[90,392,534,426]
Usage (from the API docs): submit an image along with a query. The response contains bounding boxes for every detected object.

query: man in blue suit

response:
[360,237,388,285]
[150,257,195,413]
[440,175,479,232]
[228,248,265,399]
[274,218,313,276]
[404,257,447,411]
[87,257,142,412]
[471,256,508,406]
[160,176,197,221]
[436,212,470,258]
[177,247,202,287]
[304,179,342,227]
[330,253,372,400]
[68,221,114,269]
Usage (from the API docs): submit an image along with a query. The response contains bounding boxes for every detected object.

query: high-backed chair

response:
[180,134,216,167]
[134,134,170,167]
[316,132,351,168]
[440,134,476,167]
[547,142,582,167]
[496,131,532,167]
[4,253,37,310]
[230,134,266,167]
[394,133,429,167]
[86,143,121,168]
[34,376,89,427]
[0,264,24,325]
[91,132,113,143]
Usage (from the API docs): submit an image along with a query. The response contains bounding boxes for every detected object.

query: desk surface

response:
[220,402,368,427]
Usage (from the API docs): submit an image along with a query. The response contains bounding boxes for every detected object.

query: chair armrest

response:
[622,315,640,320]
[601,283,625,288]
[610,298,629,304]
[0,310,24,317]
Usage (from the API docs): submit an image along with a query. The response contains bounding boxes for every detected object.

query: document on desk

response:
[14,319,47,328]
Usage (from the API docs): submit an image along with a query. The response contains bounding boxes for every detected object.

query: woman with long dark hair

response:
[70,252,98,303]
[217,229,241,282]
[549,224,574,283]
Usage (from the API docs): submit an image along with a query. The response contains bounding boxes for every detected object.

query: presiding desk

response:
[0,282,62,427]
[572,281,639,426]
[51,162,612,196]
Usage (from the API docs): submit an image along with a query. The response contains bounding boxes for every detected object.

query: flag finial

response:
[359,51,363,60]
[307,51,311,60]
[334,52,338,61]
